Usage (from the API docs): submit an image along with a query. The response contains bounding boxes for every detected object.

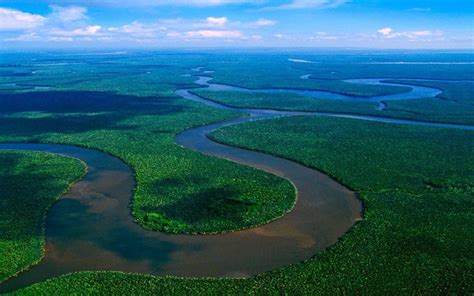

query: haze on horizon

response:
[0,0,473,49]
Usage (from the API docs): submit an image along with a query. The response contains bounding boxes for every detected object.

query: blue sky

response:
[1,0,473,49]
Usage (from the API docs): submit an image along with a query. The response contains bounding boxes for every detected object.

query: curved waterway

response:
[1,71,473,293]
[0,133,361,290]
[197,74,443,108]
[184,74,474,130]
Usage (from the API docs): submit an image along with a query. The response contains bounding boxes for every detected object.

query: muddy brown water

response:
[3,73,471,293]
[0,132,360,293]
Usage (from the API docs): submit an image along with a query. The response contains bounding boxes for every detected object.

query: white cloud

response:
[0,7,46,31]
[166,32,182,38]
[172,30,244,39]
[32,0,263,7]
[192,17,233,29]
[2,6,100,43]
[5,32,41,41]
[49,5,87,22]
[121,22,152,33]
[377,27,393,36]
[74,25,102,35]
[377,27,443,40]
[253,18,276,26]
[47,36,74,42]
[186,30,243,38]
[205,17,228,26]
[51,25,102,36]
[309,32,338,41]
[250,34,262,40]
[410,31,431,37]
[263,0,347,10]
[112,21,166,37]
[100,0,343,8]
[192,16,276,29]
[231,18,276,29]
[144,0,258,4]
[3,7,272,45]
[177,0,251,3]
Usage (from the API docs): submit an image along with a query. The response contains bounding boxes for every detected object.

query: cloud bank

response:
[0,8,46,31]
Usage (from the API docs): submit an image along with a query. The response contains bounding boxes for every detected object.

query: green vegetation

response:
[192,84,474,125]
[195,53,474,125]
[8,272,245,295]
[208,69,411,97]
[384,80,474,125]
[2,52,473,294]
[297,79,412,97]
[211,116,474,193]
[0,90,295,234]
[191,90,379,113]
[3,52,472,126]
[0,54,207,97]
[205,53,473,92]
[0,151,86,283]
[209,116,474,293]
[10,116,474,294]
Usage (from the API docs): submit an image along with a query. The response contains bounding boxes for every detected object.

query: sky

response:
[0,0,473,49]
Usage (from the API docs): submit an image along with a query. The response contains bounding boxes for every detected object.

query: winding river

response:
[0,70,472,293]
